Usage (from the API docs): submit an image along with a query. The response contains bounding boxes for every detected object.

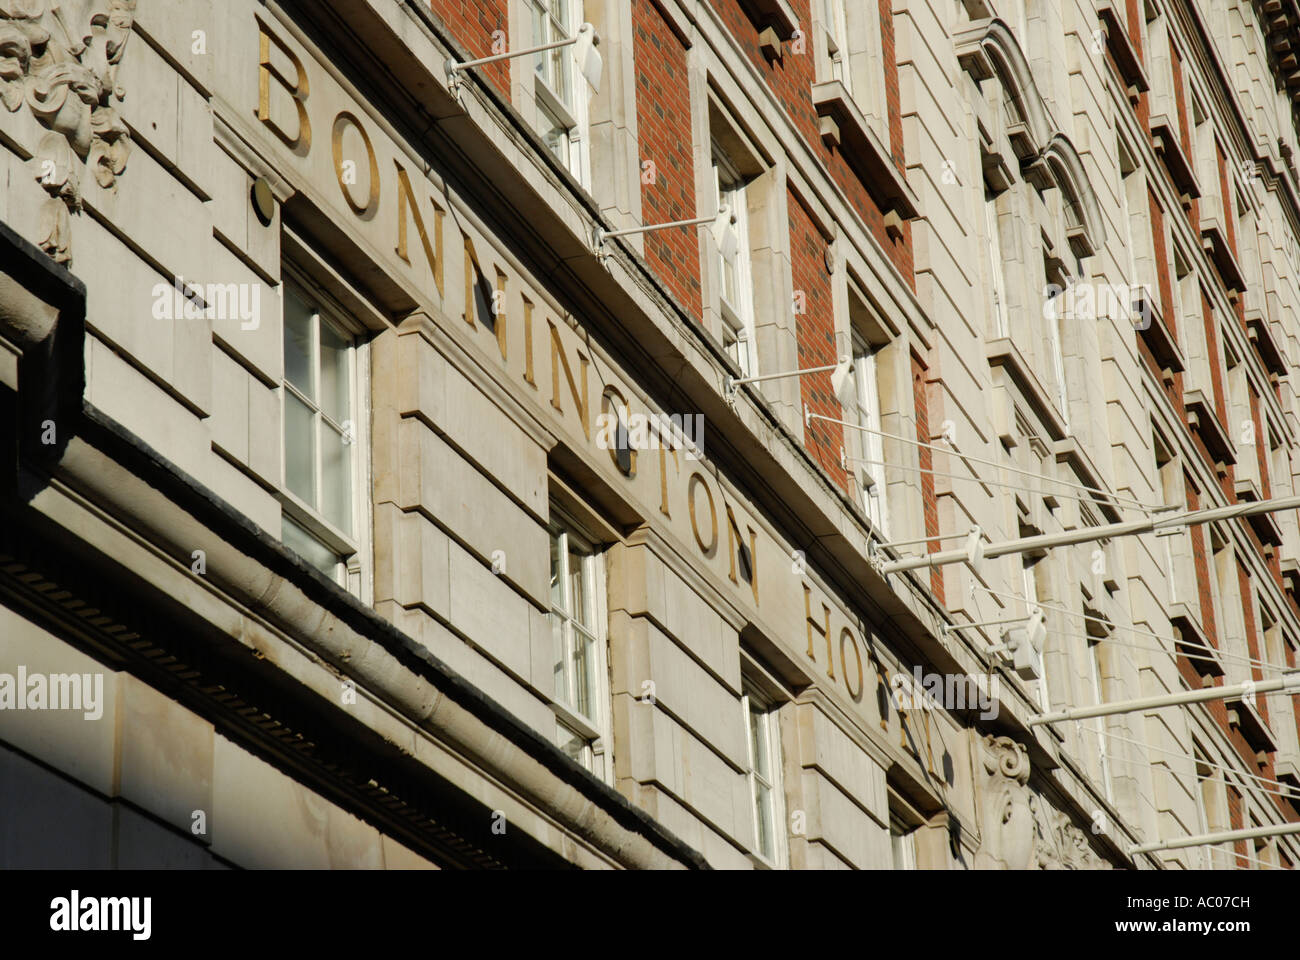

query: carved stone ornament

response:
[1,0,137,263]
[976,733,1109,870]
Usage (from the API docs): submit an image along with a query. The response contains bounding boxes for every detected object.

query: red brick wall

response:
[912,351,942,602]
[1149,188,1176,338]
[1169,45,1199,228]
[1125,0,1144,61]
[632,0,701,319]
[709,0,914,283]
[430,0,510,92]
[1227,785,1246,865]
[791,189,846,489]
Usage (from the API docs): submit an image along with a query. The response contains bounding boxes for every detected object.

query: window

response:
[822,0,852,93]
[890,813,917,870]
[549,512,609,780]
[712,148,755,377]
[812,0,888,145]
[528,0,590,185]
[1088,637,1113,802]
[1193,748,1221,868]
[1043,278,1070,426]
[984,189,1009,338]
[281,277,365,591]
[1023,557,1049,711]
[742,683,785,865]
[1154,431,1187,603]
[852,331,888,535]
[1117,139,1141,291]
[1210,530,1248,686]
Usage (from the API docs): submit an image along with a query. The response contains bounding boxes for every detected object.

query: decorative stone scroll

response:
[1,0,137,263]
[977,733,1109,870]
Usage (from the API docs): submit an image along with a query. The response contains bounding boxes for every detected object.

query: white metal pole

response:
[879,494,1300,575]
[1026,672,1300,726]
[448,35,578,73]
[600,213,719,241]
[730,362,841,387]
[1130,820,1300,856]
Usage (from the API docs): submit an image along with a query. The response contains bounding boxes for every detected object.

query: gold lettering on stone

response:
[494,268,509,360]
[601,385,637,477]
[840,627,863,700]
[332,111,379,216]
[257,19,311,153]
[394,160,445,296]
[802,583,834,679]
[658,445,679,519]
[688,472,718,556]
[548,320,590,439]
[522,297,537,387]
[725,504,759,607]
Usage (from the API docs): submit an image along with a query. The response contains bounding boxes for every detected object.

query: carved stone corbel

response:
[1,0,137,264]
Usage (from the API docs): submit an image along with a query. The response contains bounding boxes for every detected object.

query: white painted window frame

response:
[713,148,757,377]
[548,507,612,784]
[526,0,592,188]
[278,267,372,603]
[984,190,1009,339]
[852,330,888,537]
[741,683,786,867]
[1087,637,1114,803]
[890,811,917,870]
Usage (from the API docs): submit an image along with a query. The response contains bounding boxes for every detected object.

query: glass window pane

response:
[550,529,565,610]
[283,287,315,398]
[572,624,595,720]
[282,514,340,579]
[568,547,587,627]
[552,616,567,702]
[748,700,769,778]
[754,781,773,858]
[550,47,569,104]
[284,391,316,506]
[530,1,546,46]
[321,423,352,534]
[539,105,569,164]
[319,321,350,424]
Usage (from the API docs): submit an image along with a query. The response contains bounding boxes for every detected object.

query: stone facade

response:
[0,0,1298,869]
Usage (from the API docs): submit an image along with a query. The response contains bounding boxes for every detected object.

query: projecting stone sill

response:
[985,337,1069,441]
[735,0,799,42]
[1133,286,1185,381]
[1149,116,1200,206]
[811,80,919,229]
[1246,309,1287,377]
[1228,698,1277,758]
[1169,603,1224,680]
[1183,389,1236,467]
[1201,215,1246,294]
[1096,0,1150,101]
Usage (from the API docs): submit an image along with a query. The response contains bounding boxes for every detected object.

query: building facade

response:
[1,0,1299,869]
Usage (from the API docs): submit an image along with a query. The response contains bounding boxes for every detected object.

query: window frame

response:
[821,0,852,94]
[983,187,1009,338]
[278,267,371,597]
[1087,636,1114,803]
[525,0,591,187]
[812,0,889,148]
[1042,280,1071,429]
[851,329,888,536]
[712,146,757,377]
[741,681,786,867]
[889,812,917,870]
[1022,557,1050,712]
[548,505,612,783]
